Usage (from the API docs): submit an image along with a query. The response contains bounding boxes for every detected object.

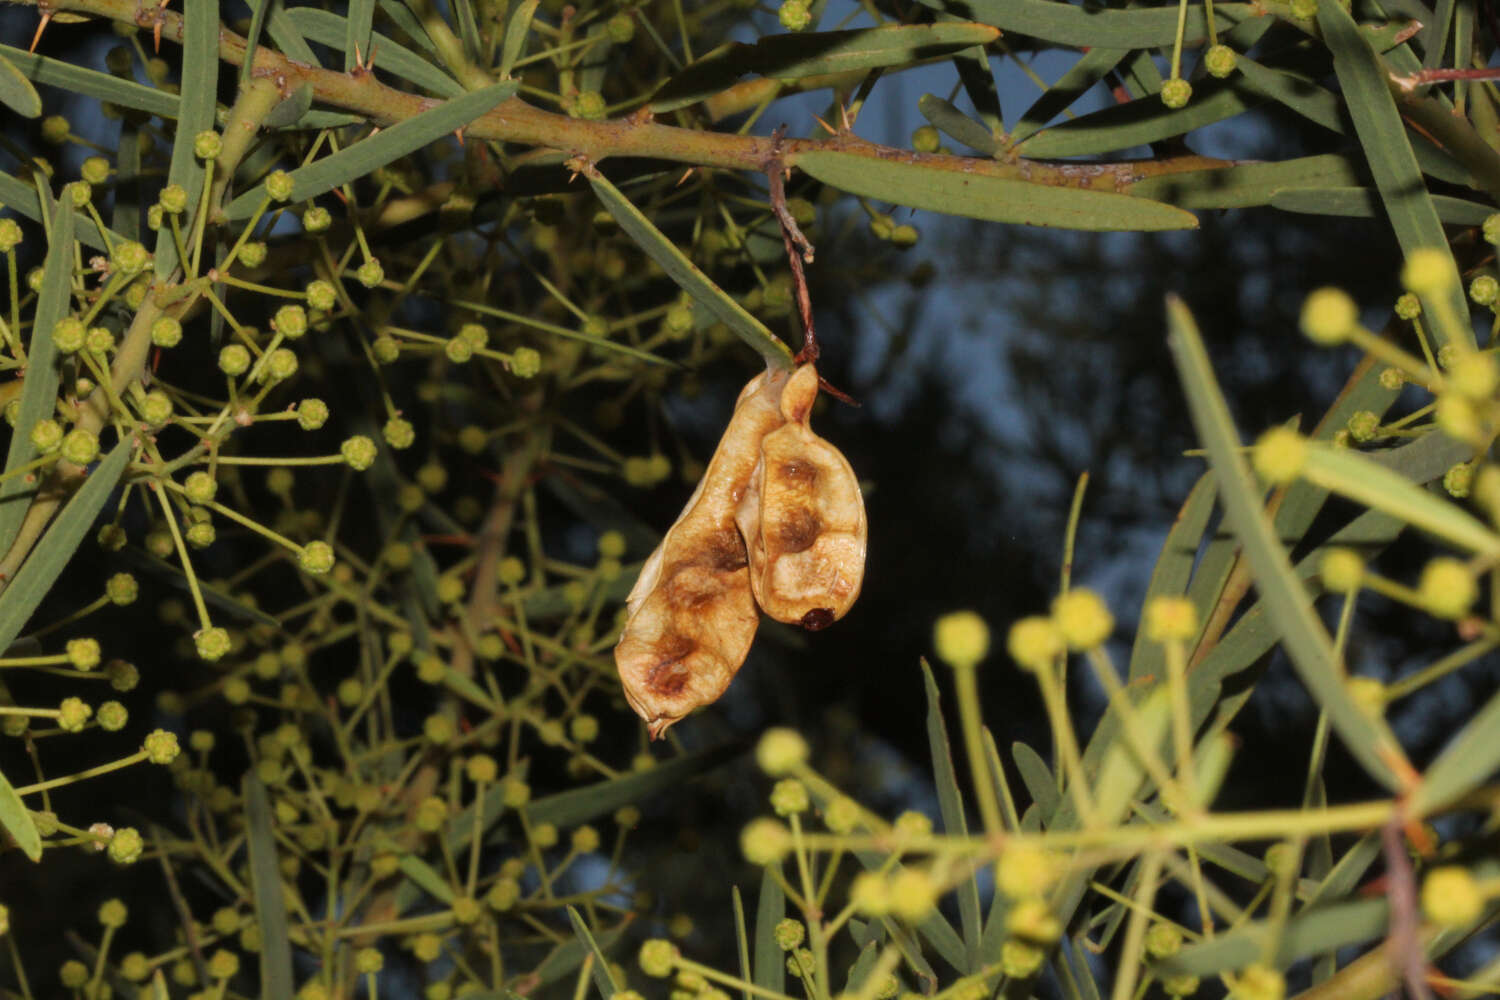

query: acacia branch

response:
[11,0,1237,193]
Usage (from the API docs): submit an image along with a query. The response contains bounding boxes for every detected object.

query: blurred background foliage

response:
[1,0,1498,995]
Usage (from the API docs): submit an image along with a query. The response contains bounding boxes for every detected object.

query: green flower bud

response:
[510,346,542,378]
[151,315,183,347]
[30,418,63,454]
[194,130,223,160]
[639,940,677,978]
[778,0,812,30]
[341,435,377,470]
[264,347,298,381]
[0,218,21,253]
[195,626,231,662]
[383,417,415,449]
[445,336,473,363]
[160,183,189,214]
[303,206,332,233]
[107,827,144,864]
[53,317,86,354]
[606,12,636,42]
[297,398,329,430]
[265,169,295,202]
[573,91,607,120]
[370,334,399,363]
[81,157,111,185]
[111,240,149,275]
[273,304,308,339]
[106,572,138,605]
[140,389,173,427]
[41,115,70,144]
[298,540,335,575]
[1471,274,1499,305]
[66,637,101,670]
[234,241,267,269]
[184,470,216,504]
[219,344,251,376]
[1204,43,1236,77]
[1161,77,1192,108]
[355,258,384,288]
[143,729,180,764]
[60,428,99,465]
[59,696,92,732]
[97,700,128,731]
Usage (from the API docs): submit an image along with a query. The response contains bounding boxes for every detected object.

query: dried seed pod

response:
[615,367,792,738]
[736,364,866,630]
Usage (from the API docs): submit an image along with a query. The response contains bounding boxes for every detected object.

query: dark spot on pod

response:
[701,528,749,572]
[801,608,834,631]
[777,508,821,554]
[647,636,695,693]
[779,459,818,486]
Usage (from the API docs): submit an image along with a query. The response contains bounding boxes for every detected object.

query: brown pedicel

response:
[615,366,792,739]
[615,363,867,738]
[736,363,866,629]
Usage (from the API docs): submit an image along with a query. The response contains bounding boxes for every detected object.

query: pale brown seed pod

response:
[614,366,793,739]
[736,363,866,630]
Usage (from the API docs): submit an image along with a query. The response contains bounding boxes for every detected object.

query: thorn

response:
[454,125,466,147]
[839,102,856,132]
[153,0,169,53]
[29,11,51,53]
[351,40,363,73]
[674,167,697,187]
[810,113,837,136]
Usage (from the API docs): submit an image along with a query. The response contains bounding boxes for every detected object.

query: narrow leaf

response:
[376,0,441,57]
[0,196,75,556]
[1009,47,1127,146]
[1413,686,1500,813]
[921,661,981,970]
[567,907,622,999]
[753,864,786,993]
[1300,444,1499,558]
[651,24,999,112]
[226,82,516,219]
[796,151,1198,231]
[0,52,41,117]
[0,442,131,654]
[534,928,624,987]
[240,0,272,89]
[0,764,40,861]
[918,93,998,155]
[0,171,119,252]
[500,0,541,78]
[912,0,1258,47]
[398,854,455,902]
[526,742,741,828]
[587,169,795,369]
[1318,0,1470,346]
[1158,899,1388,976]
[346,0,376,71]
[1271,187,1495,225]
[1127,472,1216,681]
[154,0,219,277]
[266,0,320,65]
[1018,78,1257,158]
[0,44,178,119]
[284,8,464,97]
[733,887,752,1000]
[1128,154,1362,210]
[243,774,295,999]
[1165,296,1402,791]
[262,83,314,129]
[1012,741,1059,822]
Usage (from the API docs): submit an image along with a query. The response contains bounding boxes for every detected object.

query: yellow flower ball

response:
[934,610,990,667]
